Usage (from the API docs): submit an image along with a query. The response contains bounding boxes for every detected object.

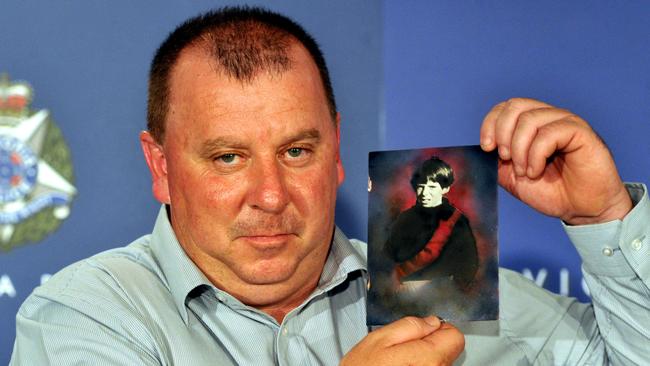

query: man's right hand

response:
[341,316,464,366]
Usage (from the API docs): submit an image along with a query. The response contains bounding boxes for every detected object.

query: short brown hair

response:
[147,6,337,143]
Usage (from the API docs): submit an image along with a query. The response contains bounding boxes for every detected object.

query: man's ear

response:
[140,131,171,204]
[442,186,451,195]
[335,112,345,186]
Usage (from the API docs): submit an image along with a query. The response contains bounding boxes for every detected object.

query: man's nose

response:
[247,157,290,213]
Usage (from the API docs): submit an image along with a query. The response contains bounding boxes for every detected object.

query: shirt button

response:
[602,247,614,256]
[282,328,288,335]
[631,238,643,251]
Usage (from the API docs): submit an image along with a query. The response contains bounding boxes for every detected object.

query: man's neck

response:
[256,278,319,323]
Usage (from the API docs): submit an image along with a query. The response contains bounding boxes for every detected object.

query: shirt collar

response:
[149,205,367,323]
[150,206,212,324]
[317,227,367,292]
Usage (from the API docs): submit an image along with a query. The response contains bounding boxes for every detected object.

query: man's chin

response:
[236,260,299,286]
[229,263,312,306]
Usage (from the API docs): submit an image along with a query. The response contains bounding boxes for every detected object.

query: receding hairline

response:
[175,32,295,85]
[196,20,293,81]
[147,7,339,145]
[161,39,335,144]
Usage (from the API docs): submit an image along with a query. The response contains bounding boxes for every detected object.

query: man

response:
[11,6,650,366]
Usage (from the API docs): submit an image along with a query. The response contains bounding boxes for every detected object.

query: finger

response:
[493,98,551,160]
[480,101,506,152]
[371,316,442,347]
[509,107,573,176]
[384,323,464,366]
[526,118,585,178]
[421,323,465,365]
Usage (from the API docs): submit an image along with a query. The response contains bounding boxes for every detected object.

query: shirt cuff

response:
[563,183,649,278]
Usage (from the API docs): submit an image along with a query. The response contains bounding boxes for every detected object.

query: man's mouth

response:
[237,233,295,250]
[229,213,304,251]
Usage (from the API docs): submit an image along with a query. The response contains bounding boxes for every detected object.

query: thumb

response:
[371,316,443,347]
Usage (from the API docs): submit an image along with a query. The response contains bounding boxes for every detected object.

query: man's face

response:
[416,178,449,208]
[141,42,344,308]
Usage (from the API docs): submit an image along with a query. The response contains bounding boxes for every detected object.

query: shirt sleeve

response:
[10,263,161,366]
[562,182,650,365]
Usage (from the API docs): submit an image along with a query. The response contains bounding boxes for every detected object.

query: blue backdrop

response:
[384,1,650,303]
[1,1,649,363]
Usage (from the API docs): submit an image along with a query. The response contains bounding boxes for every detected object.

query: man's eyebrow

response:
[199,137,247,158]
[198,129,321,158]
[283,128,321,144]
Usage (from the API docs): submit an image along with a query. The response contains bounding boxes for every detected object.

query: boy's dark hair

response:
[410,156,455,191]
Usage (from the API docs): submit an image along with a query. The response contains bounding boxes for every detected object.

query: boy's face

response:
[416,178,450,208]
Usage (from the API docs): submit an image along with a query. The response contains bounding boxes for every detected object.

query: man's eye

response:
[283,147,312,165]
[287,147,304,158]
[217,153,238,164]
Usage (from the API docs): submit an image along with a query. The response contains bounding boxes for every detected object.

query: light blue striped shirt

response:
[11,183,650,365]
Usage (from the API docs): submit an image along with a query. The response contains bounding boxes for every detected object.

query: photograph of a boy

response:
[367,146,498,324]
[384,157,478,290]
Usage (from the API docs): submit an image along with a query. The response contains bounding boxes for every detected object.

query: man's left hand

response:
[479,97,632,225]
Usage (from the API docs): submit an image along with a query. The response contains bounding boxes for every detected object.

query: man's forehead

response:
[167,43,329,114]
[162,43,335,150]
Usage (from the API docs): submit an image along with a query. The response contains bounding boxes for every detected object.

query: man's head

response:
[146,6,337,144]
[410,157,454,208]
[140,7,345,319]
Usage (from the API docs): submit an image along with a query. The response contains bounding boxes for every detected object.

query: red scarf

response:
[394,208,462,282]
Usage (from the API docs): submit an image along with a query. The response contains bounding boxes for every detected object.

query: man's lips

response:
[236,233,295,250]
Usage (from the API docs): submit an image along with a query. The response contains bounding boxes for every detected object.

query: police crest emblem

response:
[0,74,76,251]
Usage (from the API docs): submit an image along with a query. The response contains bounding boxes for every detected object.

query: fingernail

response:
[423,316,440,327]
[481,137,492,150]
[499,146,510,160]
